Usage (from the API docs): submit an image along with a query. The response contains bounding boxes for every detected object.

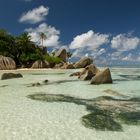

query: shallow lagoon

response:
[0,68,140,140]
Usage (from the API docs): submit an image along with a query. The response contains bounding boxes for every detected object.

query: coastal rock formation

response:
[90,68,112,84]
[31,60,50,69]
[61,63,74,69]
[80,70,95,80]
[69,72,81,77]
[79,64,100,80]
[1,73,23,80]
[55,49,67,62]
[0,55,16,70]
[74,57,93,68]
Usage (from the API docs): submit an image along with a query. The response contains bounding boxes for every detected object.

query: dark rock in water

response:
[79,64,100,80]
[27,82,41,87]
[115,112,140,125]
[0,85,8,88]
[81,111,122,131]
[31,60,50,69]
[0,55,16,70]
[48,79,79,85]
[69,72,81,77]
[31,82,41,87]
[1,73,23,80]
[55,48,67,62]
[43,79,49,84]
[74,57,93,68]
[27,93,140,131]
[91,68,112,84]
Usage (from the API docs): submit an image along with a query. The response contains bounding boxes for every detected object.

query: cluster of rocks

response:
[54,56,93,69]
[0,48,91,70]
[0,48,113,84]
[70,64,112,85]
[0,49,93,70]
[31,48,68,69]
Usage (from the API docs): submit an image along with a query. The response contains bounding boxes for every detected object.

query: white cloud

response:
[122,53,133,61]
[19,6,49,24]
[69,30,109,60]
[137,56,140,61]
[25,23,60,47]
[69,30,109,50]
[111,34,140,51]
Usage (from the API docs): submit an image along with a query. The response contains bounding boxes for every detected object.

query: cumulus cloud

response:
[121,53,133,61]
[111,34,140,51]
[25,23,60,47]
[19,6,49,24]
[69,30,109,50]
[69,30,109,60]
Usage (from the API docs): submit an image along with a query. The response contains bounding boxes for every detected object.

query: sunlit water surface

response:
[0,68,140,140]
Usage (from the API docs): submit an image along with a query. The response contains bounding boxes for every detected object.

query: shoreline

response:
[0,67,140,72]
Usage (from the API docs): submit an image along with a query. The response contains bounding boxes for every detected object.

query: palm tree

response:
[39,32,47,48]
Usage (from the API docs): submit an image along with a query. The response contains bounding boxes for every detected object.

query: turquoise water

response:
[0,68,140,140]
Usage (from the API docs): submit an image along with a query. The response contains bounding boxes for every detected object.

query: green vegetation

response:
[43,54,62,66]
[0,28,62,67]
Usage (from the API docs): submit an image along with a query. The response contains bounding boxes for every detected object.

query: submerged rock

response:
[91,68,112,84]
[0,85,8,88]
[81,111,122,131]
[1,73,23,80]
[74,57,93,68]
[0,55,16,70]
[103,89,127,97]
[27,93,140,131]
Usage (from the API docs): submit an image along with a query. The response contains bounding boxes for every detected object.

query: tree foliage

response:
[0,28,63,68]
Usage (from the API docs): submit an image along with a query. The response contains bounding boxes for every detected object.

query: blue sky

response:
[0,0,140,66]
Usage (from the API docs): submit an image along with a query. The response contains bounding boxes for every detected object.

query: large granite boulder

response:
[90,68,112,84]
[79,64,100,80]
[31,60,50,69]
[55,49,67,62]
[61,63,74,69]
[0,55,16,70]
[74,57,93,68]
[1,73,23,80]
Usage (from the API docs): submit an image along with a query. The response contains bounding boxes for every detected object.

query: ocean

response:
[0,68,140,140]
